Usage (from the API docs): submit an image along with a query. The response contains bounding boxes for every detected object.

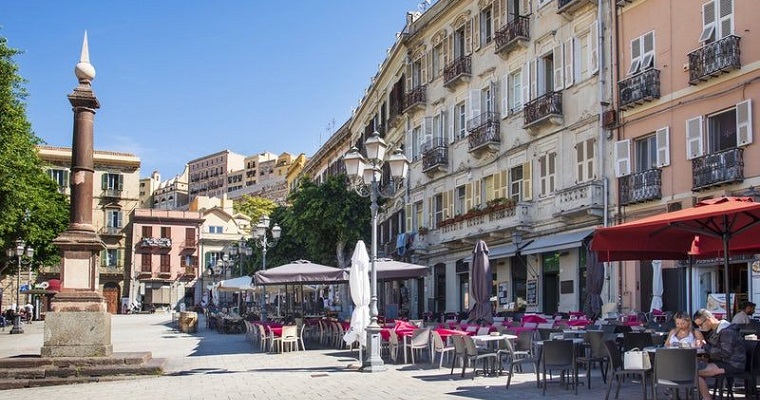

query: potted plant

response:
[417,226,429,235]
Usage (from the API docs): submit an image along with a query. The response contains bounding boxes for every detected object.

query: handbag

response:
[623,347,652,370]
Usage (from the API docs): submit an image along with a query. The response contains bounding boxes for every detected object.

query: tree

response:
[279,175,371,268]
[233,195,277,223]
[0,34,70,274]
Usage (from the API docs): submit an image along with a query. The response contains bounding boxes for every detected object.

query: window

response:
[104,248,119,267]
[480,6,493,46]
[481,175,495,205]
[412,59,423,88]
[142,226,152,237]
[160,254,171,268]
[433,111,446,143]
[686,100,752,159]
[161,227,171,238]
[615,127,670,177]
[141,253,152,268]
[635,135,658,173]
[455,185,466,215]
[412,125,422,160]
[482,84,495,113]
[576,139,596,182]
[106,209,122,228]
[413,201,423,231]
[510,165,523,202]
[535,51,556,96]
[454,27,466,59]
[628,31,655,76]
[434,193,444,227]
[101,173,123,191]
[538,152,556,196]
[432,43,443,79]
[455,102,467,140]
[508,69,522,113]
[699,0,733,43]
[48,169,69,188]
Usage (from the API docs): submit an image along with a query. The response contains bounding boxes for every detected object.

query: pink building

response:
[129,209,204,311]
[614,0,759,313]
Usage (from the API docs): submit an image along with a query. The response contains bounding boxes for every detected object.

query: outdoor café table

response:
[470,334,517,376]
[562,329,587,338]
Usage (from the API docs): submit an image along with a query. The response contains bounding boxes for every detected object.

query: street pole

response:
[364,172,384,372]
[261,246,267,322]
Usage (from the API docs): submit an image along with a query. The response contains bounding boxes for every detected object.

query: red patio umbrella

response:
[591,197,760,319]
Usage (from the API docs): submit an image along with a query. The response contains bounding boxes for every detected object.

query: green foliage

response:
[273,175,370,268]
[233,195,277,223]
[0,34,70,273]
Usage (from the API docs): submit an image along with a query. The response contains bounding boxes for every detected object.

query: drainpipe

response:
[597,0,612,304]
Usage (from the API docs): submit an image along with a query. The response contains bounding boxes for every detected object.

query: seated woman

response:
[665,311,704,347]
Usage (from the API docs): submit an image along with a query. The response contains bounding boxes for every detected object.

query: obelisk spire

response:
[74,31,96,85]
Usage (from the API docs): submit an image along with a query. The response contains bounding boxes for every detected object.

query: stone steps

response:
[0,352,164,390]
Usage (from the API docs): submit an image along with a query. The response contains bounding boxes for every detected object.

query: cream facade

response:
[187,150,245,200]
[614,0,760,313]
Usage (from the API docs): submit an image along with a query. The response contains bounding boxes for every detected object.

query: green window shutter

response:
[118,174,124,191]
[101,173,108,190]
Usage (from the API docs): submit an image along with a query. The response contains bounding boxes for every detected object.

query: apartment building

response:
[301,121,352,186]
[128,209,203,311]
[35,145,141,314]
[139,167,190,211]
[614,0,760,313]
[227,152,306,204]
[187,150,245,200]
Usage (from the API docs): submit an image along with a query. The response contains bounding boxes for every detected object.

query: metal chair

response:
[461,334,499,379]
[653,348,698,400]
[541,339,578,395]
[604,339,651,400]
[501,336,540,389]
[576,330,608,389]
[713,340,759,400]
[623,331,654,352]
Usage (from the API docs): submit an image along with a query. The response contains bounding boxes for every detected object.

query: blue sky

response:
[1,1,426,179]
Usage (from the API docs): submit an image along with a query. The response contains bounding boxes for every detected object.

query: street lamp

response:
[228,237,252,277]
[343,131,409,372]
[5,239,34,334]
[252,215,281,322]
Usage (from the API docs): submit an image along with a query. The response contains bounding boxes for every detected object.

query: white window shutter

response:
[491,80,499,113]
[469,89,481,119]
[423,116,433,145]
[655,126,670,167]
[564,37,574,88]
[421,53,429,84]
[474,13,481,51]
[522,62,531,103]
[406,63,413,92]
[718,0,733,39]
[699,1,716,42]
[737,99,753,146]
[465,18,473,54]
[642,32,655,70]
[502,74,509,117]
[449,104,456,143]
[520,0,530,16]
[522,162,533,201]
[614,139,631,177]
[530,59,537,98]
[686,116,704,160]
[589,20,599,74]
[405,128,413,160]
[553,45,564,91]
[628,38,642,76]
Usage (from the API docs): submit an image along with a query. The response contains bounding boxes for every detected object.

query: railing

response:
[435,202,532,243]
[692,147,744,190]
[524,91,563,127]
[553,181,605,216]
[99,226,123,236]
[421,138,448,172]
[467,124,500,152]
[688,35,741,85]
[557,0,593,13]
[403,85,427,112]
[182,265,198,277]
[99,265,123,275]
[443,56,471,86]
[467,111,500,132]
[181,239,197,249]
[494,16,529,53]
[102,189,122,198]
[619,169,662,205]
[619,69,660,110]
[140,237,173,248]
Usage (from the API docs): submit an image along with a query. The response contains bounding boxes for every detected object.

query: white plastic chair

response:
[431,330,455,368]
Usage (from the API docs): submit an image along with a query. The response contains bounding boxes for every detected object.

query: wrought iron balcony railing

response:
[619,169,662,206]
[692,147,744,190]
[99,226,123,236]
[421,137,449,173]
[619,69,660,110]
[466,111,501,153]
[403,85,427,113]
[688,35,741,85]
[139,237,173,248]
[101,189,122,198]
[557,0,594,14]
[443,56,471,87]
[523,91,563,127]
[494,16,529,55]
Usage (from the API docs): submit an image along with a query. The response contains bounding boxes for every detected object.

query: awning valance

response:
[521,229,594,255]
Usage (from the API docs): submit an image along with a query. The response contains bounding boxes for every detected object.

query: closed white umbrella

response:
[650,260,664,312]
[343,240,371,355]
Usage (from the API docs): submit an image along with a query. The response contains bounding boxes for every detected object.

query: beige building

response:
[228,152,307,204]
[35,145,141,314]
[614,0,760,313]
[187,150,245,200]
[139,167,190,210]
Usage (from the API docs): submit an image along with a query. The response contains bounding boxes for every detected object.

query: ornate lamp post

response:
[6,240,34,334]
[343,131,408,372]
[252,215,281,322]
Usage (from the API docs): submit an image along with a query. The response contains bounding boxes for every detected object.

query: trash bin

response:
[178,311,198,333]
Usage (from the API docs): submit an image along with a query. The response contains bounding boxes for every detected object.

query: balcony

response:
[421,137,449,175]
[494,16,529,57]
[553,180,605,220]
[180,239,197,252]
[180,265,198,280]
[619,69,660,110]
[99,264,124,276]
[101,189,122,199]
[139,237,172,248]
[443,56,471,88]
[466,111,501,155]
[99,226,123,236]
[692,147,744,191]
[619,169,662,206]
[523,91,563,129]
[688,35,741,85]
[435,201,532,245]
[557,0,594,17]
[403,85,427,114]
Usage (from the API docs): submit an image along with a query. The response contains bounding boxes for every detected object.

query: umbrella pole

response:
[723,225,732,320]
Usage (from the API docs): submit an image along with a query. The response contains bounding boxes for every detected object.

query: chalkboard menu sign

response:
[526,279,538,305]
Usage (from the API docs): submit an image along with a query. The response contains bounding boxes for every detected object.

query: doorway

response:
[103,283,120,314]
[543,273,558,315]
[639,260,653,312]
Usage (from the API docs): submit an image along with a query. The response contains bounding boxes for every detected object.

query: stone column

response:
[41,32,112,357]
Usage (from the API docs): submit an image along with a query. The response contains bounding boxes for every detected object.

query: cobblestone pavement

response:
[0,314,741,399]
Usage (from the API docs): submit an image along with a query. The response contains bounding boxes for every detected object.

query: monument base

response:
[41,310,112,357]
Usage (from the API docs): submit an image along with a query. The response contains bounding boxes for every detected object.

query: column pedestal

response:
[361,324,386,372]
